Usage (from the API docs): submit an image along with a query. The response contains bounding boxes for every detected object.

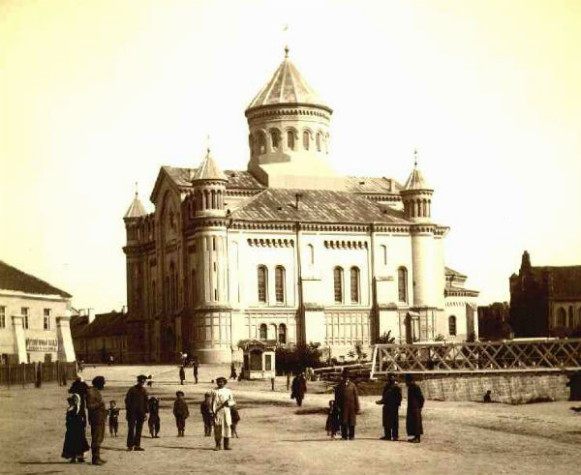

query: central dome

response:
[246,48,331,112]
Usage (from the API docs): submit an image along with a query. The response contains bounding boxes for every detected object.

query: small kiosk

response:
[238,339,276,380]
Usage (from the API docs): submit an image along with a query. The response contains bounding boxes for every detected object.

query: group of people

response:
[178,361,199,385]
[325,369,425,443]
[62,374,240,465]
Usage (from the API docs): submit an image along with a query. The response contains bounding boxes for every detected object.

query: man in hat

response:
[376,373,402,440]
[86,376,107,465]
[125,375,149,451]
[405,374,425,443]
[210,377,235,450]
[290,371,307,407]
[334,368,360,440]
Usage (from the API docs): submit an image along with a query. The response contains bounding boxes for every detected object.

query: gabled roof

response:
[230,188,409,224]
[247,49,330,112]
[193,151,228,182]
[0,260,71,298]
[124,192,148,219]
[529,265,581,299]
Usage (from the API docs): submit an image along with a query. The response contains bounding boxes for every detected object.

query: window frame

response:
[350,267,360,303]
[397,267,408,303]
[448,315,457,336]
[333,266,344,303]
[257,266,268,303]
[43,308,51,331]
[275,266,286,303]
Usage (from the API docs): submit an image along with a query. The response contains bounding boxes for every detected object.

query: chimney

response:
[295,193,302,210]
[87,308,95,324]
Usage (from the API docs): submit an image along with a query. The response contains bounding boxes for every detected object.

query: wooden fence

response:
[0,362,78,386]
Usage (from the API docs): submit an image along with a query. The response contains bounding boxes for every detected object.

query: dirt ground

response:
[0,364,580,475]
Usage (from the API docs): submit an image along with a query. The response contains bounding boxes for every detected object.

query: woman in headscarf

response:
[210,377,236,451]
[62,393,90,463]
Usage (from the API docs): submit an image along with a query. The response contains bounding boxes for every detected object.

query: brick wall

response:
[417,372,569,404]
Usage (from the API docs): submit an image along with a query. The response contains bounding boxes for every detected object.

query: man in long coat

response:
[290,372,307,407]
[376,373,402,440]
[405,374,425,443]
[125,375,149,451]
[334,369,360,440]
[86,376,107,465]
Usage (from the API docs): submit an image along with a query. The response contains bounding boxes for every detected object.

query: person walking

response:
[405,374,425,443]
[125,375,149,451]
[86,376,107,465]
[210,377,235,450]
[290,372,307,407]
[376,373,402,441]
[192,359,199,384]
[179,366,186,385]
[334,368,361,440]
[230,362,237,380]
[61,394,89,463]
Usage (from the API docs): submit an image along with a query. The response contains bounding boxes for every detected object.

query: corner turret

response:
[401,150,434,223]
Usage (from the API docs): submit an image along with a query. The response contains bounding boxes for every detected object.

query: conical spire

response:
[403,149,432,191]
[246,47,330,111]
[193,148,228,182]
[124,186,147,219]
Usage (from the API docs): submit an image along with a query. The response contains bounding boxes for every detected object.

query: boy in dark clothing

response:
[179,366,186,385]
[108,401,120,437]
[173,391,189,437]
[200,392,213,437]
[147,396,161,438]
[325,400,340,439]
[376,374,402,441]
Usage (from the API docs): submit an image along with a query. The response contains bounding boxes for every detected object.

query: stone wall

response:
[417,372,569,404]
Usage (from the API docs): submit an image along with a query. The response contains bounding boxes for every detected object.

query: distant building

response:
[71,309,128,363]
[510,251,581,337]
[122,49,480,363]
[478,302,512,341]
[0,260,76,364]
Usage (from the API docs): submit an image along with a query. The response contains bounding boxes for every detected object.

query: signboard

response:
[26,338,58,352]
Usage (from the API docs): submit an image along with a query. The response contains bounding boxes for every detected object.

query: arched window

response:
[270,129,280,151]
[287,129,296,150]
[258,131,267,154]
[278,323,287,344]
[259,323,267,340]
[398,267,408,303]
[333,267,344,303]
[448,315,457,336]
[316,132,322,152]
[557,307,567,327]
[275,266,285,303]
[307,244,314,265]
[303,130,311,150]
[380,245,387,265]
[257,266,268,303]
[350,267,360,303]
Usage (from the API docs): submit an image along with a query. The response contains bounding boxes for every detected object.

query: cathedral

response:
[123,48,479,363]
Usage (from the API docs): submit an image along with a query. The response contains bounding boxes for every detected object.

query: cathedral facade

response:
[123,50,479,363]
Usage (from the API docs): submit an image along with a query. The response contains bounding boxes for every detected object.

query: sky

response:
[1,0,580,313]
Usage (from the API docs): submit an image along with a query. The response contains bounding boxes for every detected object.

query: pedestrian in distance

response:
[173,391,189,437]
[376,373,402,441]
[291,371,307,407]
[200,392,213,437]
[325,400,341,439]
[179,366,186,385]
[108,400,119,437]
[230,362,238,380]
[334,368,361,440]
[210,377,236,450]
[193,359,199,384]
[125,374,149,451]
[147,396,161,438]
[405,374,425,443]
[61,393,89,463]
[483,390,492,403]
[86,376,107,465]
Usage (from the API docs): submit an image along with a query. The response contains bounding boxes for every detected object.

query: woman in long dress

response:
[62,394,90,463]
[210,377,236,451]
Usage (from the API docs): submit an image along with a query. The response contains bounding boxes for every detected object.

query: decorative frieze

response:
[247,238,295,248]
[324,240,368,250]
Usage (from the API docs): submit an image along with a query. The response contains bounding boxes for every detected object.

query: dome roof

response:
[193,150,228,182]
[124,192,147,219]
[246,48,330,112]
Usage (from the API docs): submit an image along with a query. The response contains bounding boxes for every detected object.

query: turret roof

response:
[192,150,228,182]
[403,166,432,191]
[247,48,330,111]
[124,192,147,219]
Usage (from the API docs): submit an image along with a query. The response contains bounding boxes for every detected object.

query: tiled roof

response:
[445,267,467,279]
[193,152,228,181]
[403,167,431,191]
[531,266,581,299]
[124,193,148,218]
[230,188,409,224]
[73,312,127,339]
[246,51,329,111]
[345,176,402,194]
[0,260,71,298]
[162,167,265,191]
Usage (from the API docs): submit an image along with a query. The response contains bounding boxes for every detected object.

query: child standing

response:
[108,400,119,437]
[200,392,213,436]
[325,400,340,439]
[62,394,90,463]
[173,391,189,437]
[147,396,161,438]
[179,366,186,385]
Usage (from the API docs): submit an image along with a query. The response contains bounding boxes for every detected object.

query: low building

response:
[477,302,512,341]
[510,251,581,337]
[0,260,76,363]
[444,267,479,341]
[71,309,128,363]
